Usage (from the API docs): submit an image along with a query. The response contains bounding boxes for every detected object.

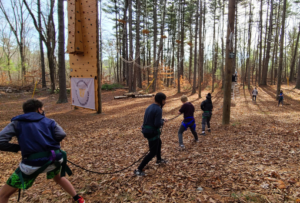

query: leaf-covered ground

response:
[1,85,300,202]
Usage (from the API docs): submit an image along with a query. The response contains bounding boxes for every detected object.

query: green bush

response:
[101,83,123,90]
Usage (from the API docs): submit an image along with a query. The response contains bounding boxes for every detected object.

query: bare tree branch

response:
[23,0,46,43]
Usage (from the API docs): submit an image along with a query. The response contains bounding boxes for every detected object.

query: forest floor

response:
[1,84,300,202]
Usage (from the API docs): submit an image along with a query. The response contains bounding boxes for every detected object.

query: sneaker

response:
[200,132,206,136]
[155,159,168,165]
[179,144,185,149]
[76,196,85,203]
[208,129,211,133]
[194,139,199,143]
[134,169,145,177]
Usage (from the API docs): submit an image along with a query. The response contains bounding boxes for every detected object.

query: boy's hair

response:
[23,99,44,113]
[280,90,283,93]
[181,95,188,102]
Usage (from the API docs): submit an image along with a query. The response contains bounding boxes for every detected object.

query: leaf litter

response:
[1,85,300,202]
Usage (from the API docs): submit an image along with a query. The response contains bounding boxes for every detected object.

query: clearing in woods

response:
[1,85,300,202]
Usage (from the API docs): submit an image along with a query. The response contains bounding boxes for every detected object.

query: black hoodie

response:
[201,94,213,112]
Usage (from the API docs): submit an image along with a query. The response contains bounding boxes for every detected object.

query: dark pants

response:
[178,123,198,145]
[202,116,211,131]
[138,138,161,171]
[278,99,283,106]
[252,95,256,101]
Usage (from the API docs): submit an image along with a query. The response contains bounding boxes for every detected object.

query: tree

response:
[128,0,134,92]
[295,54,300,89]
[192,0,199,94]
[198,0,203,98]
[258,0,263,85]
[0,0,29,85]
[1,28,17,83]
[37,0,46,88]
[57,0,67,103]
[290,24,300,82]
[24,0,56,93]
[246,0,252,89]
[222,0,235,125]
[276,0,287,98]
[262,0,273,85]
[152,0,158,92]
[135,0,142,88]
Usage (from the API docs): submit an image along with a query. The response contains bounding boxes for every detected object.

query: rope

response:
[67,125,165,175]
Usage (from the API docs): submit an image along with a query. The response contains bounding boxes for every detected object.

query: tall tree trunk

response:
[212,6,216,93]
[135,0,141,88]
[290,24,300,82]
[246,1,252,89]
[38,0,46,88]
[171,32,175,87]
[201,0,206,83]
[122,0,128,84]
[221,0,225,88]
[177,1,181,93]
[128,0,134,92]
[198,0,203,98]
[57,0,67,103]
[276,0,287,98]
[115,0,119,83]
[271,2,280,85]
[258,0,263,85]
[222,0,236,125]
[234,0,237,74]
[295,55,300,89]
[192,0,199,94]
[180,0,185,83]
[152,0,158,92]
[262,0,273,85]
[189,9,193,84]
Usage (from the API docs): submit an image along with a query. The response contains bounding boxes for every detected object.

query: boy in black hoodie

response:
[134,93,168,177]
[200,93,213,135]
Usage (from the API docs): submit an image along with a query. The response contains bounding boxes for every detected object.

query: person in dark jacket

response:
[278,90,284,106]
[200,93,213,135]
[177,95,198,149]
[134,93,168,176]
[0,99,85,203]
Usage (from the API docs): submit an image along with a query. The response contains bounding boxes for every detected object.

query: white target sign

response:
[71,78,95,110]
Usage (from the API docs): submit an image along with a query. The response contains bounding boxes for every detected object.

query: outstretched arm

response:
[0,122,20,153]
[53,122,67,142]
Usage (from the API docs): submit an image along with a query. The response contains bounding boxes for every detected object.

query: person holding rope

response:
[252,87,258,101]
[0,99,85,203]
[134,93,168,177]
[177,95,199,149]
[200,93,213,136]
[278,90,284,106]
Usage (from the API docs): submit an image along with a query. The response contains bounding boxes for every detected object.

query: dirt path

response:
[1,85,300,202]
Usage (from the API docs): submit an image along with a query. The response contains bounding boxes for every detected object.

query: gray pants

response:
[178,123,198,145]
[202,112,211,131]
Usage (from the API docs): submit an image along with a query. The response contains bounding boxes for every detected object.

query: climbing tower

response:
[67,0,100,111]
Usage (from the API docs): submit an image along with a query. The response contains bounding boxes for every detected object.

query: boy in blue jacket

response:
[0,99,85,203]
[278,90,284,106]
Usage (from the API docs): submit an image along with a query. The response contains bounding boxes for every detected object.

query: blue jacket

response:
[0,112,66,158]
